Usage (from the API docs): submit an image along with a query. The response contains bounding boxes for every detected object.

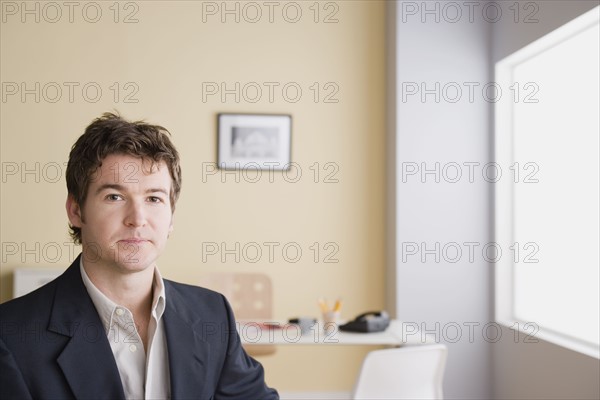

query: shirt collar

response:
[151,267,167,320]
[79,258,167,333]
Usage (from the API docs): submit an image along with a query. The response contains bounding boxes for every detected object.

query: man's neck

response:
[82,259,155,314]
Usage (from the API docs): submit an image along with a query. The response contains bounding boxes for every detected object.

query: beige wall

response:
[0,0,386,392]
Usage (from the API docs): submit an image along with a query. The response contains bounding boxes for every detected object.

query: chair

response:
[200,272,276,357]
[352,344,448,400]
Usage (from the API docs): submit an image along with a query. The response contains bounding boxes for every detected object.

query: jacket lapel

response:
[163,283,212,400]
[48,256,125,400]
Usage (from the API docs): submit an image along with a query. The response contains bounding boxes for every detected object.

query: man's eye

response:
[148,196,162,203]
[106,194,123,201]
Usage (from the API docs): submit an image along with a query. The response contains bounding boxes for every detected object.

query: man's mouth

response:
[119,238,148,244]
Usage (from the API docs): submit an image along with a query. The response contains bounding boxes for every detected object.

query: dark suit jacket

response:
[0,256,279,400]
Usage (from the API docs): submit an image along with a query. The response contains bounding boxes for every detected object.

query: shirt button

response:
[129,344,137,352]
[116,308,125,316]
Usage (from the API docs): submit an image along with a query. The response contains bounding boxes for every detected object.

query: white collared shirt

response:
[80,260,171,400]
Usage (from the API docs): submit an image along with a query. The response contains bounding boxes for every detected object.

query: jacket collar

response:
[48,255,211,399]
[48,255,212,399]
[163,281,212,399]
[48,255,126,400]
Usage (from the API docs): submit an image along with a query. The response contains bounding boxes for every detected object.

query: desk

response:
[238,320,435,346]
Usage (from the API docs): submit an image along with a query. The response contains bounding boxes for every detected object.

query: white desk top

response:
[237,320,435,346]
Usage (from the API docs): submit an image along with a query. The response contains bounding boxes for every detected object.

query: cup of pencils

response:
[319,298,342,334]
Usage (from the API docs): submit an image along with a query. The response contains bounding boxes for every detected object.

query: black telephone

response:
[339,311,390,333]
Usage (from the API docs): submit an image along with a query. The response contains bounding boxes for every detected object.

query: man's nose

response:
[124,201,147,227]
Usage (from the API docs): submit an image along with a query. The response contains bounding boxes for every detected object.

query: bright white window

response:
[495,6,599,359]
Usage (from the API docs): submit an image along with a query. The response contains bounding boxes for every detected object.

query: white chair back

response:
[352,344,448,400]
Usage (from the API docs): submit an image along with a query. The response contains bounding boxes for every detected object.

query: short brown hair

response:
[66,112,182,244]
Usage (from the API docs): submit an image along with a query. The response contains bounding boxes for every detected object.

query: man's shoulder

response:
[0,277,58,314]
[0,277,59,332]
[164,279,226,304]
[162,280,234,325]
[1,257,81,317]
[0,259,84,327]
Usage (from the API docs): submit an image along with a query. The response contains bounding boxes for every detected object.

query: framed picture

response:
[217,113,292,170]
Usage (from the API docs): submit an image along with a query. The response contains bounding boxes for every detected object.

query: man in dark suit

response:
[0,113,279,400]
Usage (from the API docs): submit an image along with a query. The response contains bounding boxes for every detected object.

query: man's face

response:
[67,153,174,274]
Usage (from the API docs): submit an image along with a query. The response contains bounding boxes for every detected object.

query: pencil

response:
[333,298,342,312]
[318,298,329,313]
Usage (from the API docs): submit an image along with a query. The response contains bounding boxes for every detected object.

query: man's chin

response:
[81,242,159,273]
[112,241,150,262]
[114,254,156,273]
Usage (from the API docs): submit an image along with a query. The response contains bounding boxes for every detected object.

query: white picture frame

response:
[217,113,292,170]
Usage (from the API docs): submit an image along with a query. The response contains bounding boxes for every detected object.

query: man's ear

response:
[66,194,83,227]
